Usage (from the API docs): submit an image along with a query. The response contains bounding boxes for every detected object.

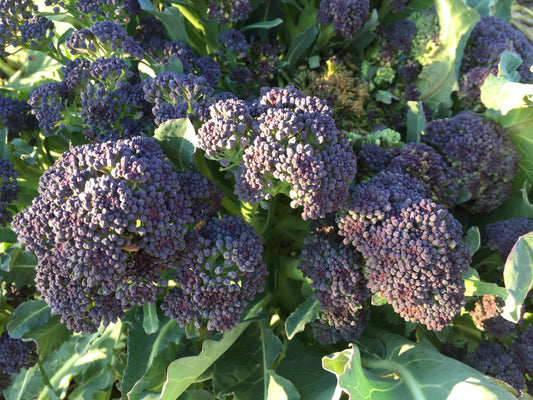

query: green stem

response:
[0,57,16,76]
[147,319,177,367]
[361,358,426,400]
[37,360,60,399]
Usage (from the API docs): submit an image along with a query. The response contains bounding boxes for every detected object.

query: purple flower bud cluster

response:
[245,38,281,85]
[198,86,357,220]
[464,339,525,393]
[511,326,533,379]
[65,20,144,60]
[27,82,66,134]
[386,142,460,208]
[0,94,37,136]
[0,158,20,226]
[0,329,37,376]
[485,217,533,258]
[142,72,214,125]
[317,0,370,38]
[217,29,249,56]
[12,137,222,332]
[19,15,54,48]
[162,214,266,332]
[60,58,91,96]
[299,222,370,344]
[422,113,520,213]
[89,56,133,84]
[357,143,394,176]
[462,16,533,83]
[470,295,519,338]
[75,0,140,22]
[207,0,252,25]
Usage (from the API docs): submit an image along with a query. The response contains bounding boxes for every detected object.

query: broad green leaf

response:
[138,0,157,10]
[285,25,318,68]
[277,340,337,400]
[485,106,533,183]
[464,0,512,21]
[486,181,533,222]
[178,390,216,400]
[143,6,190,45]
[501,232,533,322]
[323,333,516,399]
[212,322,284,399]
[480,54,533,116]
[240,18,283,32]
[285,296,320,340]
[406,101,426,143]
[23,315,72,359]
[4,364,44,400]
[416,0,479,110]
[7,300,52,338]
[0,226,18,243]
[143,304,160,334]
[267,370,300,400]
[463,268,509,298]
[464,226,480,256]
[0,127,8,159]
[154,118,197,171]
[123,315,185,398]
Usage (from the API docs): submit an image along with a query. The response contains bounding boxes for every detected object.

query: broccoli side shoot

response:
[0,329,37,388]
[422,113,520,213]
[162,214,267,332]
[485,217,533,258]
[0,158,20,226]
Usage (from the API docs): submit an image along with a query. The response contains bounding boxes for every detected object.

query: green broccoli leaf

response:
[416,0,479,110]
[154,118,198,172]
[323,331,516,400]
[285,296,320,340]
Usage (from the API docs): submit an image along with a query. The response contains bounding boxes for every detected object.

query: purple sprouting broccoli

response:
[361,198,471,331]
[65,20,144,60]
[162,214,267,332]
[485,218,533,258]
[462,16,533,83]
[60,58,91,96]
[142,72,214,125]
[18,15,55,48]
[74,0,140,22]
[245,38,282,86]
[470,295,519,338]
[422,113,520,213]
[217,29,249,57]
[27,82,66,135]
[0,329,37,385]
[386,142,461,208]
[511,326,533,378]
[198,86,357,220]
[298,220,370,344]
[464,339,525,393]
[0,94,37,137]
[207,0,252,24]
[11,137,203,332]
[357,143,394,176]
[0,158,20,226]
[457,66,495,112]
[317,0,370,38]
[336,171,425,251]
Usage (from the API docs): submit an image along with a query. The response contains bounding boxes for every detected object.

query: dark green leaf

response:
[23,315,72,359]
[285,297,320,340]
[0,227,18,243]
[416,0,479,110]
[143,6,190,45]
[123,316,185,398]
[154,118,197,171]
[212,322,284,399]
[406,101,426,143]
[143,304,159,334]
[240,18,283,32]
[464,226,480,255]
[178,390,216,400]
[323,332,516,399]
[7,300,52,339]
[375,90,397,104]
[4,364,44,400]
[277,340,337,400]
[0,128,8,159]
[285,25,318,68]
[502,232,533,322]
[266,370,300,400]
[138,0,157,11]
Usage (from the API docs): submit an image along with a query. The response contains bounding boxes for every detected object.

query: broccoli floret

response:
[422,113,520,213]
[198,86,357,220]
[357,143,394,176]
[457,66,495,112]
[207,0,252,24]
[485,218,533,258]
[317,0,370,38]
[362,198,471,330]
[462,16,533,83]
[0,329,37,386]
[28,82,67,134]
[408,11,439,67]
[142,72,214,125]
[0,94,37,137]
[12,137,220,332]
[386,142,460,208]
[298,220,370,344]
[73,0,140,22]
[217,29,249,57]
[162,214,266,332]
[464,339,525,393]
[511,326,533,377]
[470,295,519,338]
[0,158,20,226]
